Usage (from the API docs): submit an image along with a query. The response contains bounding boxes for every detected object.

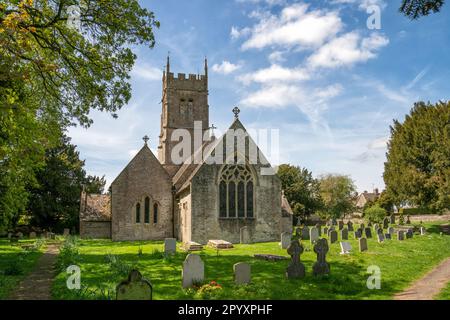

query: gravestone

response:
[29,232,36,239]
[377,233,385,243]
[388,227,395,236]
[332,218,337,226]
[360,223,365,230]
[359,238,368,252]
[7,232,12,239]
[373,223,379,232]
[116,270,152,300]
[329,230,338,244]
[182,254,204,288]
[63,228,70,236]
[390,215,395,224]
[338,221,344,231]
[340,242,352,255]
[354,229,362,239]
[295,228,301,238]
[377,228,384,235]
[286,240,305,279]
[323,227,328,235]
[281,232,292,249]
[340,228,348,240]
[16,232,23,239]
[164,238,177,254]
[313,238,330,276]
[420,227,426,235]
[383,217,389,229]
[406,215,411,224]
[367,221,373,227]
[240,227,251,244]
[397,231,405,241]
[406,229,413,239]
[316,224,322,236]
[347,221,354,231]
[385,233,391,240]
[301,227,310,240]
[364,228,372,239]
[310,227,319,244]
[234,262,251,285]
[208,240,233,249]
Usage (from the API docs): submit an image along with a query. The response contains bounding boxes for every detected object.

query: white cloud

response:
[331,0,386,10]
[238,64,310,85]
[212,61,242,74]
[268,51,286,63]
[230,26,251,40]
[307,32,389,69]
[241,3,343,50]
[131,64,162,81]
[368,136,388,149]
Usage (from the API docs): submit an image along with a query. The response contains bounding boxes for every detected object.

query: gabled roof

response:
[80,193,111,222]
[281,192,294,216]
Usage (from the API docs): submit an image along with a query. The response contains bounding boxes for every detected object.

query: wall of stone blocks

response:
[80,221,111,239]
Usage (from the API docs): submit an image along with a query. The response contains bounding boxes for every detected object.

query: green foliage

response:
[384,101,450,212]
[193,281,223,300]
[376,191,395,213]
[400,0,445,19]
[2,252,27,276]
[277,164,323,220]
[364,205,387,224]
[105,254,134,278]
[318,174,357,219]
[56,236,80,272]
[399,207,437,215]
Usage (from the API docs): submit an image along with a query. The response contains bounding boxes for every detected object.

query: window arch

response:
[153,203,158,224]
[135,203,141,223]
[218,164,254,218]
[144,197,150,223]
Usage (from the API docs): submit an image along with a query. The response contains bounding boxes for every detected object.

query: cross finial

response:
[143,135,149,145]
[232,106,240,119]
[209,124,217,136]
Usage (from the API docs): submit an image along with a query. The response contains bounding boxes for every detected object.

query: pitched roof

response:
[281,192,294,216]
[80,193,111,222]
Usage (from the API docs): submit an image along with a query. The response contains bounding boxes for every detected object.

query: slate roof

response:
[80,193,111,222]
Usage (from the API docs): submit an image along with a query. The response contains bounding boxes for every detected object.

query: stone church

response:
[79,58,293,243]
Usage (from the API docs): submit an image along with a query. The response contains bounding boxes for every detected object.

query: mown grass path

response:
[394,257,450,300]
[8,244,59,300]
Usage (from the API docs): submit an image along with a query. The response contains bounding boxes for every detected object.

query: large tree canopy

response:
[318,174,357,219]
[400,0,445,19]
[383,101,450,212]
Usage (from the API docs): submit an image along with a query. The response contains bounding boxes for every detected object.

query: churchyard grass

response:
[51,221,450,300]
[435,281,450,300]
[0,239,45,299]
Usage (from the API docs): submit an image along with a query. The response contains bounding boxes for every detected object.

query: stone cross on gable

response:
[208,124,217,136]
[143,135,149,145]
[232,106,240,119]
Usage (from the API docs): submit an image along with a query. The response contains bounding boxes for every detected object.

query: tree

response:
[364,205,387,224]
[383,101,450,212]
[400,0,445,19]
[26,134,105,232]
[277,164,323,221]
[0,0,158,228]
[318,174,357,219]
[376,190,395,213]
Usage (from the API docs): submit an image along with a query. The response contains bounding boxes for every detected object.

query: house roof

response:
[80,193,111,222]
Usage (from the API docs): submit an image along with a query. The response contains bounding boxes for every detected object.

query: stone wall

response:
[80,221,111,239]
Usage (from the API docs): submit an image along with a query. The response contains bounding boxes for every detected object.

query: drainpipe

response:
[172,185,177,238]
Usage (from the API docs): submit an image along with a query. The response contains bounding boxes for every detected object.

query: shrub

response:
[194,281,223,300]
[105,254,134,277]
[56,238,80,272]
[364,205,387,224]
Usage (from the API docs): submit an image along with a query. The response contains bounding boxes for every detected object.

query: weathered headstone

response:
[281,232,292,249]
[338,220,344,231]
[329,230,338,244]
[388,227,394,236]
[420,227,426,235]
[364,228,372,239]
[397,230,405,241]
[164,238,177,254]
[359,237,368,252]
[354,229,362,239]
[313,238,330,276]
[63,228,70,236]
[234,262,251,285]
[390,214,395,224]
[377,227,384,235]
[383,217,389,229]
[7,232,12,239]
[406,229,413,239]
[16,232,23,239]
[347,221,354,231]
[301,227,310,240]
[310,227,319,244]
[182,254,204,288]
[240,226,251,244]
[286,240,305,279]
[373,223,379,232]
[116,270,152,300]
[377,233,385,243]
[340,242,352,255]
[316,224,322,236]
[385,233,392,240]
[29,232,36,239]
[340,228,348,240]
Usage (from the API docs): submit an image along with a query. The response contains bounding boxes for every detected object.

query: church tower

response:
[158,57,210,177]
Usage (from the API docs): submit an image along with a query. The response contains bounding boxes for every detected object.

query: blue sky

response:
[68,0,450,193]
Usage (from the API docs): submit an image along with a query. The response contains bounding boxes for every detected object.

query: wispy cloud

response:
[212,61,242,74]
[404,66,430,90]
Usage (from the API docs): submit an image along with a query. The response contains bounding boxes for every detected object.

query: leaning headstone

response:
[234,262,251,285]
[281,232,292,249]
[406,229,413,239]
[116,269,152,300]
[310,227,319,244]
[347,221,354,231]
[397,231,405,241]
[390,215,395,224]
[359,238,368,252]
[164,238,177,254]
[377,233,385,243]
[29,232,36,239]
[340,228,348,240]
[286,240,305,279]
[182,254,204,288]
[388,227,395,236]
[385,233,392,240]
[313,238,330,276]
[329,230,338,244]
[63,228,70,236]
[338,221,344,231]
[420,227,426,235]
[383,217,389,229]
[240,226,251,244]
[340,242,352,255]
[301,227,310,240]
[365,228,372,239]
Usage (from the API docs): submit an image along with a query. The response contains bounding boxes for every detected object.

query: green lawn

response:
[0,239,45,299]
[51,221,450,300]
[436,281,450,300]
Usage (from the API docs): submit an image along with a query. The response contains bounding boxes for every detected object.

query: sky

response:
[68,0,450,193]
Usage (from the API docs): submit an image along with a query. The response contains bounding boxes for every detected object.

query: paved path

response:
[394,257,450,300]
[8,244,59,300]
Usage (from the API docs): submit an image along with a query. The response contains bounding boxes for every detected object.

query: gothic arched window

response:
[135,203,141,223]
[218,164,255,218]
[144,197,150,223]
[153,203,158,224]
